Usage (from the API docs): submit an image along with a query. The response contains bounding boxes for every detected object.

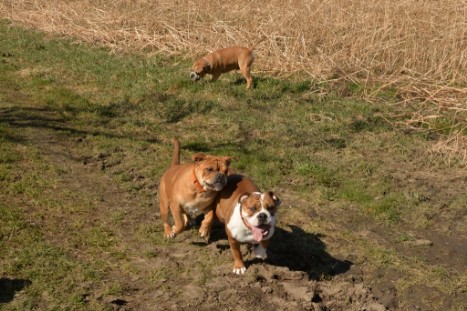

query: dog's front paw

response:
[164,231,175,239]
[162,226,176,239]
[232,260,246,274]
[163,224,175,239]
[254,244,267,259]
[199,228,209,238]
[233,266,247,275]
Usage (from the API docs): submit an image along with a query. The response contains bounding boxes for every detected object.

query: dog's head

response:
[190,58,211,81]
[192,153,231,192]
[239,191,281,242]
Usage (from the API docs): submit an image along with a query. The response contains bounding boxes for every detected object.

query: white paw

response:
[254,244,267,259]
[164,231,175,239]
[233,267,247,275]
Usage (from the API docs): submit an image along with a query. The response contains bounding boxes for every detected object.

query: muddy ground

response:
[18,125,384,311]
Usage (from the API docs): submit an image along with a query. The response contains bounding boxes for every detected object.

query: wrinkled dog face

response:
[192,153,231,191]
[240,192,281,242]
[190,59,210,81]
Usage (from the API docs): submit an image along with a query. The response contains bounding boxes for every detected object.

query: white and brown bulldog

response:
[159,139,232,238]
[213,174,281,274]
[190,37,266,89]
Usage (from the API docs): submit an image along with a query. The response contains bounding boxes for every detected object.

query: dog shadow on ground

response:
[0,278,32,303]
[203,223,352,280]
[264,225,352,280]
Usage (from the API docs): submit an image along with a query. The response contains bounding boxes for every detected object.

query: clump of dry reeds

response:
[1,0,466,163]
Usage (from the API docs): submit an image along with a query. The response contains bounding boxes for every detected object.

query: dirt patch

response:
[117,236,387,311]
[8,125,391,311]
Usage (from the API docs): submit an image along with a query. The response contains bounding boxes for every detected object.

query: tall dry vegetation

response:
[1,0,466,162]
[2,0,465,82]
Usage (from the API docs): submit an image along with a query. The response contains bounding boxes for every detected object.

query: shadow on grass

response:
[0,278,32,303]
[205,223,351,280]
[182,141,244,155]
[0,105,159,143]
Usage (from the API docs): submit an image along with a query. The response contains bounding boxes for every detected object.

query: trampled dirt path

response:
[10,112,394,311]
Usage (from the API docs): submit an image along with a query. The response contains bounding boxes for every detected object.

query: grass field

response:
[1,0,466,164]
[0,11,466,311]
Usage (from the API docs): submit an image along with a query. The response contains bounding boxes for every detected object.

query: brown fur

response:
[191,37,266,89]
[158,139,232,238]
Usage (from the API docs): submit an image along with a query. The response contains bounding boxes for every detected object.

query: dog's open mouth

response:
[250,224,271,243]
[203,181,225,192]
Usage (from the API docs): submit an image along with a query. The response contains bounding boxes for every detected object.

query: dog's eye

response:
[205,167,213,172]
[267,206,276,213]
[248,207,256,213]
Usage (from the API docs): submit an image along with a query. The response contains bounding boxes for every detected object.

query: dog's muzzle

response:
[190,72,200,81]
[257,212,268,225]
[203,173,227,191]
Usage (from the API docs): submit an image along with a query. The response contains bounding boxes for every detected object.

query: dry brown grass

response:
[1,0,466,162]
[2,0,465,81]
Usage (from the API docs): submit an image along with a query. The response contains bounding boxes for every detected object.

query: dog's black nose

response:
[190,72,198,80]
[257,212,267,223]
[215,173,227,185]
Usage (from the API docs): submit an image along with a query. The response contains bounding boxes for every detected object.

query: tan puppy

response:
[159,139,232,238]
[190,37,266,89]
[213,174,281,274]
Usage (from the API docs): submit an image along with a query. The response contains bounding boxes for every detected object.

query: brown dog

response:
[212,174,281,274]
[190,37,266,89]
[159,139,232,238]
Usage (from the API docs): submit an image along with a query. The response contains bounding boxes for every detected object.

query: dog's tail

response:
[249,36,267,51]
[172,138,180,166]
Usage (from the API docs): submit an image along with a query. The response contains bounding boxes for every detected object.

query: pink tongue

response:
[251,226,264,242]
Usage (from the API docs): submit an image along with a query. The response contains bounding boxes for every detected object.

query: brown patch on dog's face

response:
[240,194,262,217]
[261,191,281,216]
[190,59,210,81]
[192,153,231,191]
[240,192,280,218]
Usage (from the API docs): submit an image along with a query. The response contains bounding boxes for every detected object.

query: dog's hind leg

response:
[159,191,174,238]
[240,65,253,89]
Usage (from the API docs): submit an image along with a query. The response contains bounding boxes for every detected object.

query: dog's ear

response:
[203,61,211,72]
[239,193,250,204]
[223,156,232,166]
[268,191,281,207]
[192,153,206,163]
